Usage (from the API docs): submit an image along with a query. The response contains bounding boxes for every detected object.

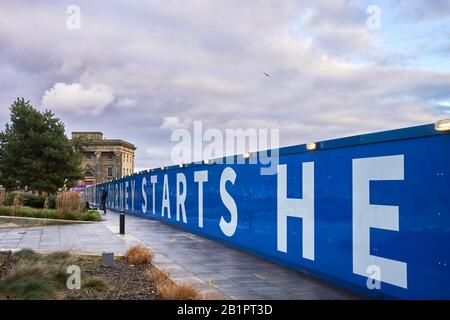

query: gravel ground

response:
[71,258,160,300]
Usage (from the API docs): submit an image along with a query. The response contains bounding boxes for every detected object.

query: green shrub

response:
[45,210,59,219]
[47,195,56,209]
[4,193,15,206]
[45,251,72,262]
[15,206,57,219]
[0,262,57,300]
[0,206,94,222]
[82,276,109,295]
[3,193,56,209]
[34,209,47,219]
[16,206,36,218]
[81,210,101,222]
[0,251,111,299]
[61,211,80,221]
[22,194,46,209]
[14,249,42,262]
[44,251,77,270]
[0,206,12,216]
[0,276,55,300]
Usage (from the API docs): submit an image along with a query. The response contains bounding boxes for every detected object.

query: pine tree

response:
[0,98,84,193]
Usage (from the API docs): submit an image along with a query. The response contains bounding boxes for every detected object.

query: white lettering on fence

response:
[86,154,409,290]
[151,175,157,214]
[277,163,315,261]
[219,167,238,237]
[131,180,135,211]
[162,174,171,218]
[352,155,407,289]
[141,177,147,213]
[176,173,188,223]
[194,170,208,228]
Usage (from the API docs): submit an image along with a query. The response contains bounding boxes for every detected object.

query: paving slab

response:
[0,210,363,300]
[100,210,362,300]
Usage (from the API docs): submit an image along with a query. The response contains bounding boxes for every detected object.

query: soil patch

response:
[67,258,159,300]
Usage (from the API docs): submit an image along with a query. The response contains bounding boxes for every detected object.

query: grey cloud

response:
[396,0,450,21]
[0,0,449,170]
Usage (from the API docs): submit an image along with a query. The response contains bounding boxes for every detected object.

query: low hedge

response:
[82,210,102,222]
[0,206,101,222]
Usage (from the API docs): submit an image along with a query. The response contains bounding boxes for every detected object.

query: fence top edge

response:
[86,122,447,186]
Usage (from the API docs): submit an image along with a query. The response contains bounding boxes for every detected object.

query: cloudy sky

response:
[1,0,449,171]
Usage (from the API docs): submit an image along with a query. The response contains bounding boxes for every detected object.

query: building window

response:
[108,153,113,160]
[85,170,94,177]
[107,167,113,177]
[86,153,92,160]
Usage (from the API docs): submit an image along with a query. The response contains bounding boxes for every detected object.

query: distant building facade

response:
[71,132,136,185]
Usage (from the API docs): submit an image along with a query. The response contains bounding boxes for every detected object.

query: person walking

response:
[100,189,108,215]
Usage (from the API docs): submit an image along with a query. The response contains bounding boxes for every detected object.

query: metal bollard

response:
[119,210,125,234]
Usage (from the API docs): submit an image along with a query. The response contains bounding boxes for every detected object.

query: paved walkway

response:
[0,210,361,300]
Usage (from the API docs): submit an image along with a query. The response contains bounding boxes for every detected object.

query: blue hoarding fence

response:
[83,122,450,299]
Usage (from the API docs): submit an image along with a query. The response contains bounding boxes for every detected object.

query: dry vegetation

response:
[124,245,154,265]
[146,267,201,300]
[56,190,83,213]
[0,186,5,206]
[12,194,22,213]
[123,246,205,300]
[43,197,49,211]
[158,282,201,300]
[201,292,229,300]
[146,268,171,286]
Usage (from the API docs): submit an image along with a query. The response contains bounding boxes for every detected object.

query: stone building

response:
[71,132,136,185]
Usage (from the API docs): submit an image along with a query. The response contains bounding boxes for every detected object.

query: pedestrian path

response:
[0,210,362,300]
[0,221,129,254]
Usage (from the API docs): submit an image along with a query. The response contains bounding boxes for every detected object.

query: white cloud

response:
[41,82,114,115]
[116,98,137,108]
[160,117,192,130]
[0,1,449,170]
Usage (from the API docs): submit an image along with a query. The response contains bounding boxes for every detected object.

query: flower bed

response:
[0,206,101,222]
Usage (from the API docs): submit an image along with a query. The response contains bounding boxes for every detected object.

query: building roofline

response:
[71,139,136,150]
[93,139,136,150]
[71,131,103,135]
[78,139,137,150]
[69,132,136,150]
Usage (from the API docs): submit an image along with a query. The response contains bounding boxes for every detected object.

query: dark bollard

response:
[119,210,125,234]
